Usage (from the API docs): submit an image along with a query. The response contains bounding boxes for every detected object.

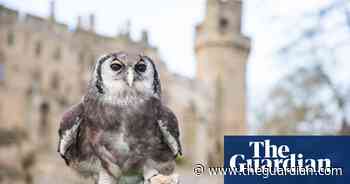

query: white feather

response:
[157,120,179,155]
[59,118,81,155]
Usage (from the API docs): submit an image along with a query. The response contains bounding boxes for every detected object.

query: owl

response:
[57,52,182,184]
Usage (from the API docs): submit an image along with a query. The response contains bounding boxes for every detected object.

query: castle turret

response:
[88,14,95,32]
[141,30,149,44]
[195,0,250,164]
[49,1,56,22]
[76,16,82,29]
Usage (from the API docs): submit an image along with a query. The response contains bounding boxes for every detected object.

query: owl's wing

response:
[158,106,182,157]
[58,102,84,165]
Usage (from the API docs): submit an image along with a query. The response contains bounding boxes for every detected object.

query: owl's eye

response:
[110,63,122,71]
[135,63,147,73]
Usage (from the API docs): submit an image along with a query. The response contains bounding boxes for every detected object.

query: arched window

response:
[58,96,68,107]
[35,41,42,57]
[219,17,229,31]
[51,73,60,90]
[0,52,4,83]
[39,102,50,133]
[78,51,85,73]
[0,64,4,82]
[79,51,85,63]
[53,47,61,61]
[33,70,41,82]
[31,70,41,91]
[0,102,2,124]
[7,31,14,46]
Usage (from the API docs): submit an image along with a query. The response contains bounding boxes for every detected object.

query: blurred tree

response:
[261,0,350,134]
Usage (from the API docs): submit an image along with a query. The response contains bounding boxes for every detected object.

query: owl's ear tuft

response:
[93,54,111,94]
[142,55,161,98]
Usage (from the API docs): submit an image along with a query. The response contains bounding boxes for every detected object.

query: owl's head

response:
[90,52,161,105]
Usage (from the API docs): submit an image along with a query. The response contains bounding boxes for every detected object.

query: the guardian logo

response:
[230,140,331,171]
[224,136,345,183]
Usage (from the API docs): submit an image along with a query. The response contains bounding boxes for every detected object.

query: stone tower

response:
[195,0,250,164]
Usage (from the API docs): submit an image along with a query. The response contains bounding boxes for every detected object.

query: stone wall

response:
[0,0,250,183]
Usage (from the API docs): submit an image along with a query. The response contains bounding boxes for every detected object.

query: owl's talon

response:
[143,168,159,184]
[147,174,179,184]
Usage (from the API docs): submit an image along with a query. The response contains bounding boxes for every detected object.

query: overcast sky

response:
[0,0,333,116]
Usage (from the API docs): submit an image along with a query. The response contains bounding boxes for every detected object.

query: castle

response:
[0,0,250,183]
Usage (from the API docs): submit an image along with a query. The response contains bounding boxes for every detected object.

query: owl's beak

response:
[127,67,134,87]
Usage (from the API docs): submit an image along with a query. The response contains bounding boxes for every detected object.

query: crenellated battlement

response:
[0,4,152,49]
[0,5,18,17]
[0,3,157,103]
[0,5,18,24]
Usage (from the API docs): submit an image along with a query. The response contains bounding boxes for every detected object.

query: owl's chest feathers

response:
[97,100,156,128]
[96,101,161,163]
